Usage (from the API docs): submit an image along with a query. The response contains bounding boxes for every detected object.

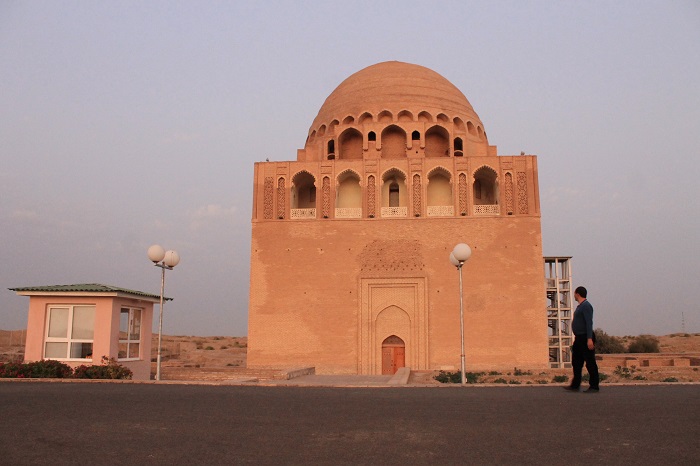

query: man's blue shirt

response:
[572,299,594,339]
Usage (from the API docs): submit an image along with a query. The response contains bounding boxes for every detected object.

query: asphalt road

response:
[1,383,698,465]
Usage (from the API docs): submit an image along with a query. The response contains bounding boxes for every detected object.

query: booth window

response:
[44,305,95,360]
[119,307,142,360]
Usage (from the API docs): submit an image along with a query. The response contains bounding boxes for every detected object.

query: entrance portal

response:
[381,335,405,375]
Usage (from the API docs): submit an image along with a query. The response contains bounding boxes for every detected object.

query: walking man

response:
[565,286,600,392]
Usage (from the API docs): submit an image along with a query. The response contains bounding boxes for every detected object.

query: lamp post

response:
[450,243,472,385]
[148,244,180,381]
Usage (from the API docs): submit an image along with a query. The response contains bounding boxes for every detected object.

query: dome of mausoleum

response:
[303,61,490,160]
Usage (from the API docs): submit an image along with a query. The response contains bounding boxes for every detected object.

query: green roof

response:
[8,283,171,301]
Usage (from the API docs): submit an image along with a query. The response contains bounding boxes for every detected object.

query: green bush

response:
[663,377,678,383]
[493,378,507,384]
[73,357,132,380]
[204,346,215,351]
[513,368,532,376]
[552,375,569,383]
[0,360,73,378]
[594,328,626,354]
[433,370,484,384]
[627,335,660,353]
[0,357,133,380]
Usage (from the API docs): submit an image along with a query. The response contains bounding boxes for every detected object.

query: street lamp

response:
[148,244,180,381]
[450,243,472,385]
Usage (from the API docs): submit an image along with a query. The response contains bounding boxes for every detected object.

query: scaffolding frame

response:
[545,257,573,368]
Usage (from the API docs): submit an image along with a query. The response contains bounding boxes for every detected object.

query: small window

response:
[412,131,420,141]
[119,307,142,360]
[389,182,400,207]
[327,140,335,155]
[368,132,376,142]
[44,305,95,360]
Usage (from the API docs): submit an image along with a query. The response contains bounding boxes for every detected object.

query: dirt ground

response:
[2,331,699,384]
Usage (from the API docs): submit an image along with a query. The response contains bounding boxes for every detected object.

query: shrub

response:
[433,371,484,384]
[627,335,660,353]
[552,375,569,383]
[508,380,521,385]
[513,368,532,376]
[663,377,678,383]
[594,328,626,354]
[73,357,132,380]
[204,346,215,351]
[0,360,73,378]
[493,378,507,384]
[613,366,632,379]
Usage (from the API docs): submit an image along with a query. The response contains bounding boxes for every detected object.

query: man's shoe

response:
[563,386,580,392]
[584,388,600,393]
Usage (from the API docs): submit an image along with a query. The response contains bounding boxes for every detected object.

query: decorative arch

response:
[381,168,407,209]
[336,170,362,211]
[291,171,317,209]
[380,125,407,158]
[477,126,484,140]
[338,128,363,160]
[342,115,355,125]
[329,119,339,133]
[359,112,373,124]
[467,121,476,136]
[397,110,413,122]
[378,110,393,123]
[427,167,453,211]
[436,113,449,123]
[337,168,362,184]
[473,165,499,206]
[425,125,450,157]
[454,137,464,156]
[427,166,452,181]
[453,117,466,131]
[317,125,326,137]
[418,111,432,122]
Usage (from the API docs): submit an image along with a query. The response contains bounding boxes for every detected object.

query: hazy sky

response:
[1,1,699,337]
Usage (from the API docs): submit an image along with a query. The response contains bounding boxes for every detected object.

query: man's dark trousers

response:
[571,333,599,389]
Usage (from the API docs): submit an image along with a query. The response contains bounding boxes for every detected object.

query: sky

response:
[1,1,699,337]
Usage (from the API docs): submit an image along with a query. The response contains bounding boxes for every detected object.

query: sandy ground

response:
[2,331,698,384]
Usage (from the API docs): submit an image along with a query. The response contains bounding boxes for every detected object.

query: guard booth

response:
[10,284,164,380]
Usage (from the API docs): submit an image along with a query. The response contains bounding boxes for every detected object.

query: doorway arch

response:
[381,335,405,375]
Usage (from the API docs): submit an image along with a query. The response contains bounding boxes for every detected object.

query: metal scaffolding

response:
[545,257,573,368]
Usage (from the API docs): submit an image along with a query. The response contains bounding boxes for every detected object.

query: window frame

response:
[43,304,95,361]
[118,306,143,361]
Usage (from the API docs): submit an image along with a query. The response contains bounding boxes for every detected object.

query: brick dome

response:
[303,61,490,160]
[309,61,485,134]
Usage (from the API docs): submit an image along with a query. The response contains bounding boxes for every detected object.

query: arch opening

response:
[339,128,363,160]
[473,166,498,206]
[292,171,316,210]
[425,125,450,157]
[381,125,407,158]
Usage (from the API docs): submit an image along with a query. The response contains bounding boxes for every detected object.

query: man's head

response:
[574,286,587,302]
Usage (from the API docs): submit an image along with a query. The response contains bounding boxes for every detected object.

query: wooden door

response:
[381,335,405,375]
